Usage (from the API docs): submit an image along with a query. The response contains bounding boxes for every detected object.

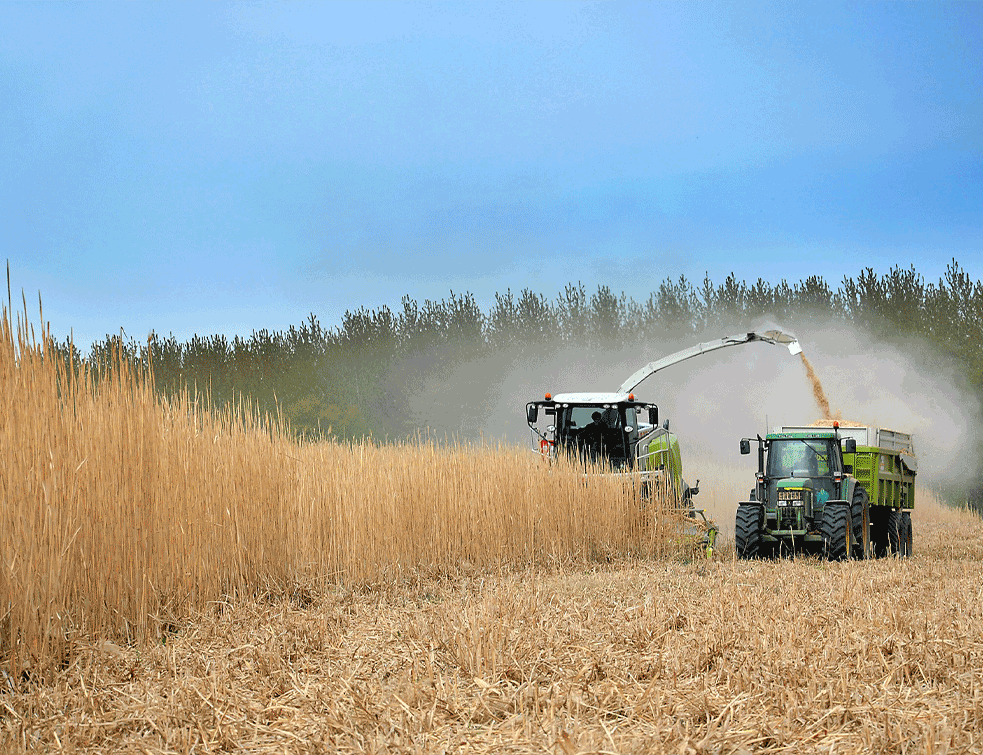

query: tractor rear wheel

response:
[900,512,913,557]
[851,488,870,559]
[735,503,765,559]
[821,503,852,561]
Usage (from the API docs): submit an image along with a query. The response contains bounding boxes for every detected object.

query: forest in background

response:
[57,260,983,511]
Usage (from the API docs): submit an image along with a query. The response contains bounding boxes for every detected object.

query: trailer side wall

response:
[845,446,916,510]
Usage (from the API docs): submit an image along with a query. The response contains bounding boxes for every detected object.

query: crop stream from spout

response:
[799,352,833,418]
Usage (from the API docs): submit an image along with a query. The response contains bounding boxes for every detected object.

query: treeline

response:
[56,260,983,504]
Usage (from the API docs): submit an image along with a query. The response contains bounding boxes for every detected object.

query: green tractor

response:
[736,424,916,560]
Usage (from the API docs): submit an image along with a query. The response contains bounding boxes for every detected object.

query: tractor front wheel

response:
[735,503,765,559]
[821,503,852,561]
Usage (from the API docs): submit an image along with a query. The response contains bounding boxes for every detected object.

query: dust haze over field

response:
[406,319,981,501]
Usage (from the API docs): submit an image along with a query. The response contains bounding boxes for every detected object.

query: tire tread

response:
[821,503,851,561]
[735,503,764,560]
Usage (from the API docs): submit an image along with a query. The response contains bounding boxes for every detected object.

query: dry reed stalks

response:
[0,308,684,680]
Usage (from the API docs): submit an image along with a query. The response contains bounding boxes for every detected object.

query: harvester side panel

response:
[642,432,683,498]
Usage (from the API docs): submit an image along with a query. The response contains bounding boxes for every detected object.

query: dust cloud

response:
[405,318,982,503]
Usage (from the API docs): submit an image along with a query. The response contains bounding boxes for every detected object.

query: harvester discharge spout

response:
[757,329,803,355]
[617,328,802,394]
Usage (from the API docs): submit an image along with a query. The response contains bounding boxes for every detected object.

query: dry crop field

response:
[2,316,982,753]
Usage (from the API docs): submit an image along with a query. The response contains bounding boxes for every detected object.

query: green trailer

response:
[736,424,916,560]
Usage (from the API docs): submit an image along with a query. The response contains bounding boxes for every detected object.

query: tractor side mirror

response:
[842,438,856,454]
[648,406,659,426]
[526,404,538,424]
[740,438,751,455]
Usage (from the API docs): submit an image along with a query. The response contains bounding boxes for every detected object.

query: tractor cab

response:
[526,392,658,470]
[766,435,844,518]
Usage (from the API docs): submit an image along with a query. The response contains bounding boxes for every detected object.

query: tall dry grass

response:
[0,309,683,677]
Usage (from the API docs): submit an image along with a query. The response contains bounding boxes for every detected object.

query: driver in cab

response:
[575,409,622,459]
[577,411,606,450]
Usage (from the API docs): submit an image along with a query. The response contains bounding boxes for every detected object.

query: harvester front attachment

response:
[679,508,719,560]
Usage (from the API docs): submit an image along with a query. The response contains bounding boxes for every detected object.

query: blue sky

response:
[2,1,981,348]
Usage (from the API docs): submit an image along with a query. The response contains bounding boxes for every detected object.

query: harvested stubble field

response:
[4,498,982,754]
[2,316,982,753]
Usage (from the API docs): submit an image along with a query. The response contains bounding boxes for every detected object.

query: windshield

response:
[564,406,606,432]
[767,438,835,478]
[555,404,628,462]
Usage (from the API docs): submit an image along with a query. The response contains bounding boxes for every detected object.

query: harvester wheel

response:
[850,488,870,560]
[821,503,852,561]
[735,503,765,560]
[901,512,913,557]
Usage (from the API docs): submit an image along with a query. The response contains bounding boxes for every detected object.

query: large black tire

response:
[821,503,852,561]
[850,487,870,560]
[886,509,902,556]
[870,508,884,557]
[871,507,901,557]
[900,512,913,557]
[735,503,765,560]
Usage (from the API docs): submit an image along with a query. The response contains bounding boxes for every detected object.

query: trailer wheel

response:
[886,509,902,556]
[821,503,852,561]
[900,512,913,557]
[871,508,884,557]
[735,503,764,560]
[851,488,870,559]
[872,508,901,557]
